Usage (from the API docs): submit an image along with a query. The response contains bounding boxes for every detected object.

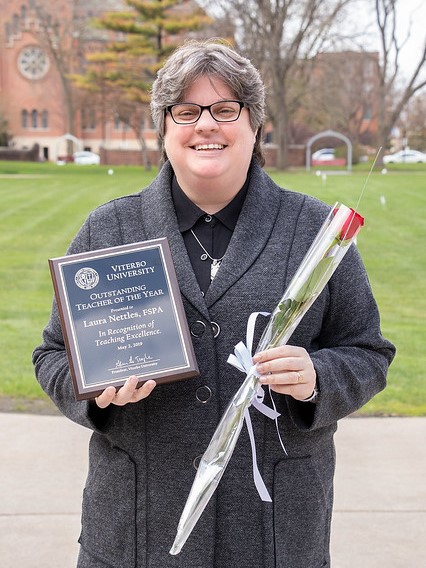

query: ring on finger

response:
[296,371,303,384]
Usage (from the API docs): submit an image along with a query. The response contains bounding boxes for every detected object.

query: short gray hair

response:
[150,39,266,166]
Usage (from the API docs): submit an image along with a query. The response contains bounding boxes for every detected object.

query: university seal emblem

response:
[74,267,99,290]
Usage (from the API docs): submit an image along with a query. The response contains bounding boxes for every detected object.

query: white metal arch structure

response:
[55,133,83,160]
[306,129,352,172]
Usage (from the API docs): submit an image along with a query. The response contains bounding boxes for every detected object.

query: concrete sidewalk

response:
[0,414,425,567]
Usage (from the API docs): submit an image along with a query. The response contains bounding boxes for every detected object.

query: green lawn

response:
[1,160,425,415]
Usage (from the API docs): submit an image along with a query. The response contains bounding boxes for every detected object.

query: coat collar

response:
[138,161,282,316]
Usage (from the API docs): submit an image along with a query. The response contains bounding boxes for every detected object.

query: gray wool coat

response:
[33,161,395,568]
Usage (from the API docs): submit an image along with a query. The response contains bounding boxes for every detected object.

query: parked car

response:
[56,155,74,165]
[311,147,346,166]
[312,148,335,161]
[73,151,100,165]
[383,149,426,164]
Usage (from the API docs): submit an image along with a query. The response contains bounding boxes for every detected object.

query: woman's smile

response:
[192,143,227,151]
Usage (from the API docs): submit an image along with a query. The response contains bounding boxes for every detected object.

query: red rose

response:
[333,207,364,241]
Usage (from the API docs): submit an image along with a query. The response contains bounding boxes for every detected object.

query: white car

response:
[311,148,335,161]
[73,151,100,165]
[383,149,426,164]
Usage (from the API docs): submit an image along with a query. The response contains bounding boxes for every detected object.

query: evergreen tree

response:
[72,0,212,167]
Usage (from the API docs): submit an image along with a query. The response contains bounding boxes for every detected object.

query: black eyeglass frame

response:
[165,100,246,125]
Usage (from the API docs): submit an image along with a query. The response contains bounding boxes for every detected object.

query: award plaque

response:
[49,238,199,400]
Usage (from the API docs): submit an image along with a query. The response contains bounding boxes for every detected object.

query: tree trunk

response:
[139,134,151,170]
[274,96,290,170]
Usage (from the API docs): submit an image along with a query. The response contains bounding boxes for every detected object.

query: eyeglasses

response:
[166,100,245,125]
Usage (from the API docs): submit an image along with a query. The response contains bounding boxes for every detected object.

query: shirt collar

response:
[172,170,251,232]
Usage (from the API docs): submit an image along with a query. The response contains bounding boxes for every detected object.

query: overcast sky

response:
[361,0,426,76]
[394,0,426,71]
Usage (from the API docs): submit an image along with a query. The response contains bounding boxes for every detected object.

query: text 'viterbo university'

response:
[107,260,155,280]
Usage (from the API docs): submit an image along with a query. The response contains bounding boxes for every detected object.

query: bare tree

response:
[374,0,426,161]
[205,0,353,168]
[115,100,152,167]
[402,92,426,151]
[30,4,80,136]
[300,51,380,149]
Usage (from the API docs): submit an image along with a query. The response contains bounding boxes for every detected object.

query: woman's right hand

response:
[95,375,156,408]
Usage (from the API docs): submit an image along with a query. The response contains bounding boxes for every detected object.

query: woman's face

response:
[163,75,257,197]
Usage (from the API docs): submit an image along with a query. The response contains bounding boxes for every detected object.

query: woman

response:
[33,40,395,568]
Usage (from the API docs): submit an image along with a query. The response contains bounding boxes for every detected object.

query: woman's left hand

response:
[253,345,317,401]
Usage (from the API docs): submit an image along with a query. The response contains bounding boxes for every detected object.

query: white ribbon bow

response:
[227,312,287,502]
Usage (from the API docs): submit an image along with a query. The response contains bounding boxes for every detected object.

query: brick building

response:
[0,0,159,162]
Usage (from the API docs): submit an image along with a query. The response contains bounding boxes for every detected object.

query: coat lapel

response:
[205,163,282,308]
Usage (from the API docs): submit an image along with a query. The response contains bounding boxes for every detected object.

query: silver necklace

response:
[190,229,224,281]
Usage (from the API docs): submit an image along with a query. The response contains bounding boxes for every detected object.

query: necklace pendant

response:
[200,253,208,261]
[210,259,222,281]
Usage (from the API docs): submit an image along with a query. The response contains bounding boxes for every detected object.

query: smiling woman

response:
[150,42,266,214]
[32,39,395,568]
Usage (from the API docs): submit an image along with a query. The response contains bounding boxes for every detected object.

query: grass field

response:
[1,160,425,415]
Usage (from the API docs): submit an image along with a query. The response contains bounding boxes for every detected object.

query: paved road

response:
[0,414,425,567]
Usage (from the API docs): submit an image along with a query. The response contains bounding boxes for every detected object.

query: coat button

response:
[190,320,206,337]
[211,321,221,338]
[196,385,212,403]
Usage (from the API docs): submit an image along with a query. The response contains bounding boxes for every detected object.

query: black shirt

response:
[172,174,250,295]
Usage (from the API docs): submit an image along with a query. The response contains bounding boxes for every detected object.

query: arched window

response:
[81,108,89,130]
[31,109,38,128]
[21,5,27,20]
[21,109,28,128]
[89,108,96,129]
[41,109,48,128]
[13,14,19,34]
[82,108,96,130]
